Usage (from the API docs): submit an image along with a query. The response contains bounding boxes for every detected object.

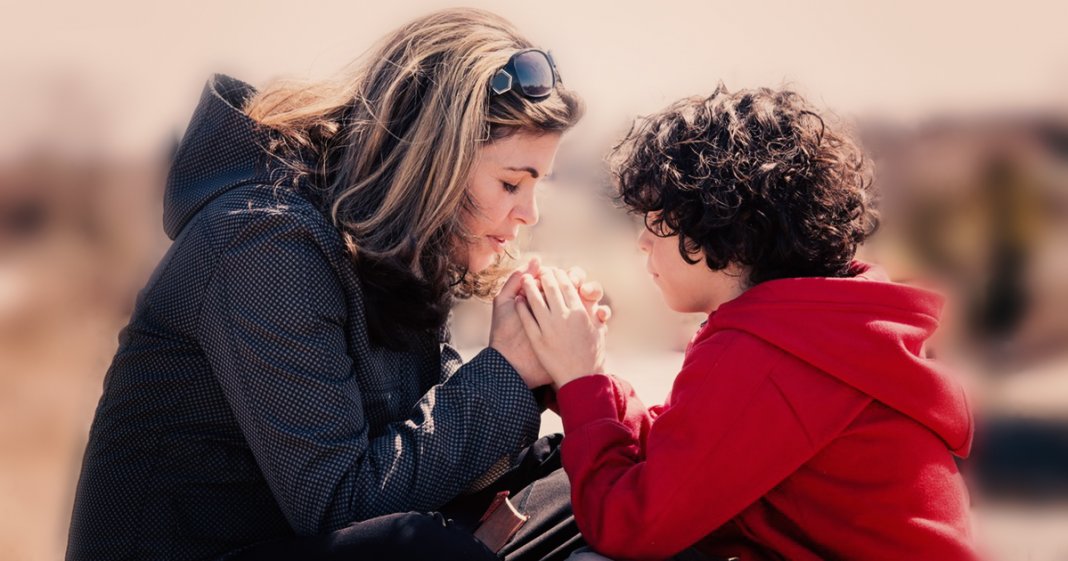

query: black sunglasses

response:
[490,49,561,99]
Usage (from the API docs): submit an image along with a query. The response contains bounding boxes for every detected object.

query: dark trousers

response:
[224,434,583,561]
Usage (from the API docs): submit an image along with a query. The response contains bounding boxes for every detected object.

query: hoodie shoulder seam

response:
[192,184,325,244]
[766,363,818,449]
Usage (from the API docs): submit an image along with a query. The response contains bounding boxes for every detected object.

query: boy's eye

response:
[502,181,520,194]
[644,213,671,237]
[643,213,659,232]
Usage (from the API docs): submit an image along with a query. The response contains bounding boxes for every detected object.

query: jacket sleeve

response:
[555,332,847,560]
[197,210,541,535]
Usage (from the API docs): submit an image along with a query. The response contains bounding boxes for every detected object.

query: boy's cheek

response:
[654,279,685,312]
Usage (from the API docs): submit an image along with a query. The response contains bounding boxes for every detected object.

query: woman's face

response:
[461,131,562,273]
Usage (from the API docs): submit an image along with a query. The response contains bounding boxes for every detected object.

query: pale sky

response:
[2,0,1065,159]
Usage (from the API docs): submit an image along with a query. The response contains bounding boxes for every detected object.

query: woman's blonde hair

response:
[243,7,583,346]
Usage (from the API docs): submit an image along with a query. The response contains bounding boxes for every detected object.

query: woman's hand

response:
[490,258,554,389]
[562,266,613,325]
[515,267,607,390]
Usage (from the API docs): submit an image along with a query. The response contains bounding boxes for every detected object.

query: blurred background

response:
[1,0,1066,559]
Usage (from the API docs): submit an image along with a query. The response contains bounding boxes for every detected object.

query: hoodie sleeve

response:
[555,331,853,561]
[573,374,664,449]
[197,210,540,535]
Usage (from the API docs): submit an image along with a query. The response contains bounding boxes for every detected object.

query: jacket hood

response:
[705,260,974,456]
[163,73,283,239]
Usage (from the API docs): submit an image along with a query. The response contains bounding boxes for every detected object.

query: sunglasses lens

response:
[512,51,554,98]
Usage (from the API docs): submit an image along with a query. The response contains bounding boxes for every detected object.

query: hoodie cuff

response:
[556,374,623,434]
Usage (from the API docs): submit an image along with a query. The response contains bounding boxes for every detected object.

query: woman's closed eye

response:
[502,181,520,194]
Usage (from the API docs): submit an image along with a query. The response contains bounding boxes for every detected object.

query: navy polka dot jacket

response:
[65,73,542,561]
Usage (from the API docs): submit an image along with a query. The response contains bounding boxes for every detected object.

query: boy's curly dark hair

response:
[609,85,879,286]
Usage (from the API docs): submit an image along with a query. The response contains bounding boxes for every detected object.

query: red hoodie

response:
[555,261,977,561]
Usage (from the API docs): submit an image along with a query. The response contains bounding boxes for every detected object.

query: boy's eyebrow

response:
[506,166,541,179]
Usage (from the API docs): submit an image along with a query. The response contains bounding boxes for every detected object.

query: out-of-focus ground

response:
[3,1,1067,560]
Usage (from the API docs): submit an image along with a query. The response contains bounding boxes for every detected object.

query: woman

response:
[66,8,600,561]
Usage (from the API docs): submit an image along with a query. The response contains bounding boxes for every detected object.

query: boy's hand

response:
[515,267,608,390]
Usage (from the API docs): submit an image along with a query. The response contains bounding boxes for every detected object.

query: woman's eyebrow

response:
[505,166,541,179]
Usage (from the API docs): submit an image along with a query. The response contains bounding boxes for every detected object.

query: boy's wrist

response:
[555,374,621,433]
[550,361,606,389]
[550,369,602,392]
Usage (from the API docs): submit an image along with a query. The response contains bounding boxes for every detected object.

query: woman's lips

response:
[488,235,508,252]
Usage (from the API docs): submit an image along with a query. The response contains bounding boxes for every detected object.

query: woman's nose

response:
[513,190,539,226]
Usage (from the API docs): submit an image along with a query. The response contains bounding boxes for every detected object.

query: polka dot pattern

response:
[65,73,542,561]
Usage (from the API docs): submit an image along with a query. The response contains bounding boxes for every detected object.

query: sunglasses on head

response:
[490,48,561,100]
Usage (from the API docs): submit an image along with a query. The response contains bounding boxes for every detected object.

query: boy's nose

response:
[637,227,653,254]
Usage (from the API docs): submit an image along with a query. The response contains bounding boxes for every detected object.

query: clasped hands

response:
[489,257,609,391]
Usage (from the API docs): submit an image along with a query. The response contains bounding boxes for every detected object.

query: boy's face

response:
[637,212,749,315]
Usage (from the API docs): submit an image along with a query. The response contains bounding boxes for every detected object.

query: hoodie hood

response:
[705,260,973,456]
[163,73,283,240]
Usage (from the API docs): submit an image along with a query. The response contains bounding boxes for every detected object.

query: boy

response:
[514,86,978,560]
